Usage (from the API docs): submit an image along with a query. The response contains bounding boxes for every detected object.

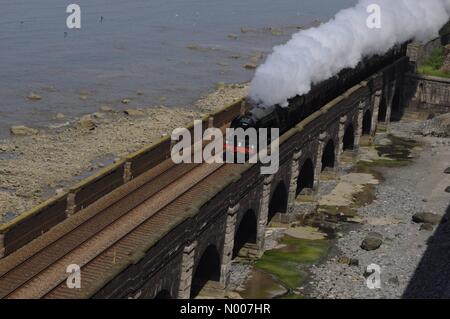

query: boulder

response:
[244,63,257,70]
[446,186,450,193]
[77,115,97,130]
[92,112,105,119]
[27,92,42,101]
[100,105,113,112]
[10,125,39,136]
[412,212,441,225]
[55,113,65,120]
[124,108,145,117]
[121,98,131,105]
[420,223,434,231]
[444,167,450,174]
[361,232,383,251]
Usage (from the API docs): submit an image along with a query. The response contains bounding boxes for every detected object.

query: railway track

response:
[0,137,237,298]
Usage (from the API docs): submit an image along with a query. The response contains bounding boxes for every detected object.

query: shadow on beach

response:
[403,202,450,298]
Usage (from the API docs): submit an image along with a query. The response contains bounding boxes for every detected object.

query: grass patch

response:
[418,65,450,79]
[255,236,330,291]
[418,47,450,78]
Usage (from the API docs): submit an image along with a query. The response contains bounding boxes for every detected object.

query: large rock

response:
[412,212,441,225]
[244,63,257,70]
[10,125,39,136]
[100,105,113,112]
[422,113,450,138]
[77,115,97,130]
[124,108,145,117]
[444,167,450,174]
[420,223,434,231]
[27,92,42,101]
[92,112,105,119]
[361,232,383,251]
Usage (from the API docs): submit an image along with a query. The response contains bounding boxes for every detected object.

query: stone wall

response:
[403,73,450,112]
[404,36,450,113]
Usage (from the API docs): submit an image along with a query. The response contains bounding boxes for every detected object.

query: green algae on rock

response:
[255,236,330,291]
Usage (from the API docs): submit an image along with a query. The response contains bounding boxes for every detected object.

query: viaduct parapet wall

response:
[404,36,450,113]
[403,73,450,112]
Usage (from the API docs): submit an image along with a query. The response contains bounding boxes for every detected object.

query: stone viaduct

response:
[90,55,410,299]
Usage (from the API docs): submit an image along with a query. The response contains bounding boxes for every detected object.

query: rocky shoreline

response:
[306,118,450,299]
[0,84,248,223]
[225,112,450,299]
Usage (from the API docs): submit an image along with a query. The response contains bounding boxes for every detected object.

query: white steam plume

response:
[250,0,450,107]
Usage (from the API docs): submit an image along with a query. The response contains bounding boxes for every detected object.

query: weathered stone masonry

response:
[403,73,450,112]
[403,37,450,113]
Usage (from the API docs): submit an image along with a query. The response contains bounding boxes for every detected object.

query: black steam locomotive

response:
[225,43,408,158]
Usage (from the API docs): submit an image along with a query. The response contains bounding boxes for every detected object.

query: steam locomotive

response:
[225,43,408,159]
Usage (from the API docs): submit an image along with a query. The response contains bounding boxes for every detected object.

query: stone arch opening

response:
[296,159,315,197]
[392,89,401,112]
[362,110,372,135]
[391,87,403,121]
[268,182,288,224]
[154,289,172,299]
[321,140,335,171]
[232,209,257,258]
[378,96,387,122]
[190,245,221,298]
[343,123,355,151]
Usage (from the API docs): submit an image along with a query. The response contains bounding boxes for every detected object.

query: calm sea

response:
[0,0,356,137]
